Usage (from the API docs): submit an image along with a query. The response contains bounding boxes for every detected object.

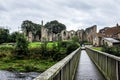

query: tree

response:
[21,20,42,40]
[0,28,10,44]
[10,32,21,42]
[33,24,41,40]
[44,20,66,34]
[21,20,34,36]
[15,34,29,59]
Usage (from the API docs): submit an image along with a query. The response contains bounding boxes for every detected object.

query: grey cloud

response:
[0,0,120,32]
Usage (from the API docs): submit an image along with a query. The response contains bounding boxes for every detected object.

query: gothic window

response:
[63,31,66,36]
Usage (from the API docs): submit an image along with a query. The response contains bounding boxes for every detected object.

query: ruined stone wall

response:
[27,31,33,42]
[118,33,120,40]
[76,30,84,42]
[25,23,97,44]
[41,26,48,42]
[68,30,76,40]
[61,30,69,41]
[85,25,97,44]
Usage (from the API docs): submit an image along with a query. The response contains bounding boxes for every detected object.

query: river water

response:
[74,50,105,80]
[0,70,40,80]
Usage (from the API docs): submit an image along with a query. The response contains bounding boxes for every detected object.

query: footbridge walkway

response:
[34,47,120,80]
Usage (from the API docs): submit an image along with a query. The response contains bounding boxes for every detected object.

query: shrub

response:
[40,42,48,58]
[29,48,42,59]
[0,47,14,59]
[102,44,120,56]
[14,34,29,59]
[24,65,38,72]
[72,36,80,43]
[52,48,67,61]
[59,41,70,48]
[66,42,80,55]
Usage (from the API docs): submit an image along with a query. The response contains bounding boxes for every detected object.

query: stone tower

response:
[41,20,48,42]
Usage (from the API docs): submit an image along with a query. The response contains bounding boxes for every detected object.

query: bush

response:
[72,36,79,43]
[102,44,120,56]
[59,41,70,48]
[52,41,80,61]
[24,65,38,72]
[29,48,42,59]
[14,34,29,59]
[41,42,48,58]
[0,47,14,59]
[52,48,67,61]
[66,42,80,55]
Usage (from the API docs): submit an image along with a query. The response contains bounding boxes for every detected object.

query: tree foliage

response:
[102,43,120,56]
[15,34,29,59]
[72,36,80,43]
[0,28,10,44]
[10,32,21,42]
[21,20,41,38]
[44,20,66,34]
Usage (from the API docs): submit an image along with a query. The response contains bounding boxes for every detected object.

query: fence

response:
[86,47,120,80]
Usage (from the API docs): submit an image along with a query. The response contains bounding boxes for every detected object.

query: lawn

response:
[28,42,57,48]
[29,42,41,48]
[92,47,102,51]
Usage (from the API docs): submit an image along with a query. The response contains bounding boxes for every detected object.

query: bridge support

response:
[34,48,80,80]
[86,47,120,80]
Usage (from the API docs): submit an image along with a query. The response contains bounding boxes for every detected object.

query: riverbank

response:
[0,59,56,72]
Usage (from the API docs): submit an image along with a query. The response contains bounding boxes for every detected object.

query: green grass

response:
[0,42,58,72]
[0,41,78,72]
[0,59,56,72]
[0,43,15,48]
[92,47,102,51]
[29,42,41,48]
[0,42,58,48]
[28,42,58,48]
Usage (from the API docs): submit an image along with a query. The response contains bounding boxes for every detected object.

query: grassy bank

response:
[0,59,56,72]
[0,42,57,72]
[0,41,80,72]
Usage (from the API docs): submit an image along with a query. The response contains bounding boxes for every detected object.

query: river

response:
[0,70,40,80]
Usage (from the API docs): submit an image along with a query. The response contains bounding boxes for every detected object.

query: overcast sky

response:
[0,0,120,33]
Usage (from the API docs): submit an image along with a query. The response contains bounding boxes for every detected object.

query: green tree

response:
[15,34,29,59]
[0,28,10,44]
[21,20,34,36]
[33,24,41,40]
[66,42,80,55]
[10,32,21,42]
[21,20,42,40]
[44,20,66,34]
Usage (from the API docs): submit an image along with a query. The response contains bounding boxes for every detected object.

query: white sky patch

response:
[0,0,120,33]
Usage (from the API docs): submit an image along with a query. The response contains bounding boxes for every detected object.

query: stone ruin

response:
[25,22,97,44]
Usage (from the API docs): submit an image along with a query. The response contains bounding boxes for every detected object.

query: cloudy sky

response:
[0,0,120,33]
